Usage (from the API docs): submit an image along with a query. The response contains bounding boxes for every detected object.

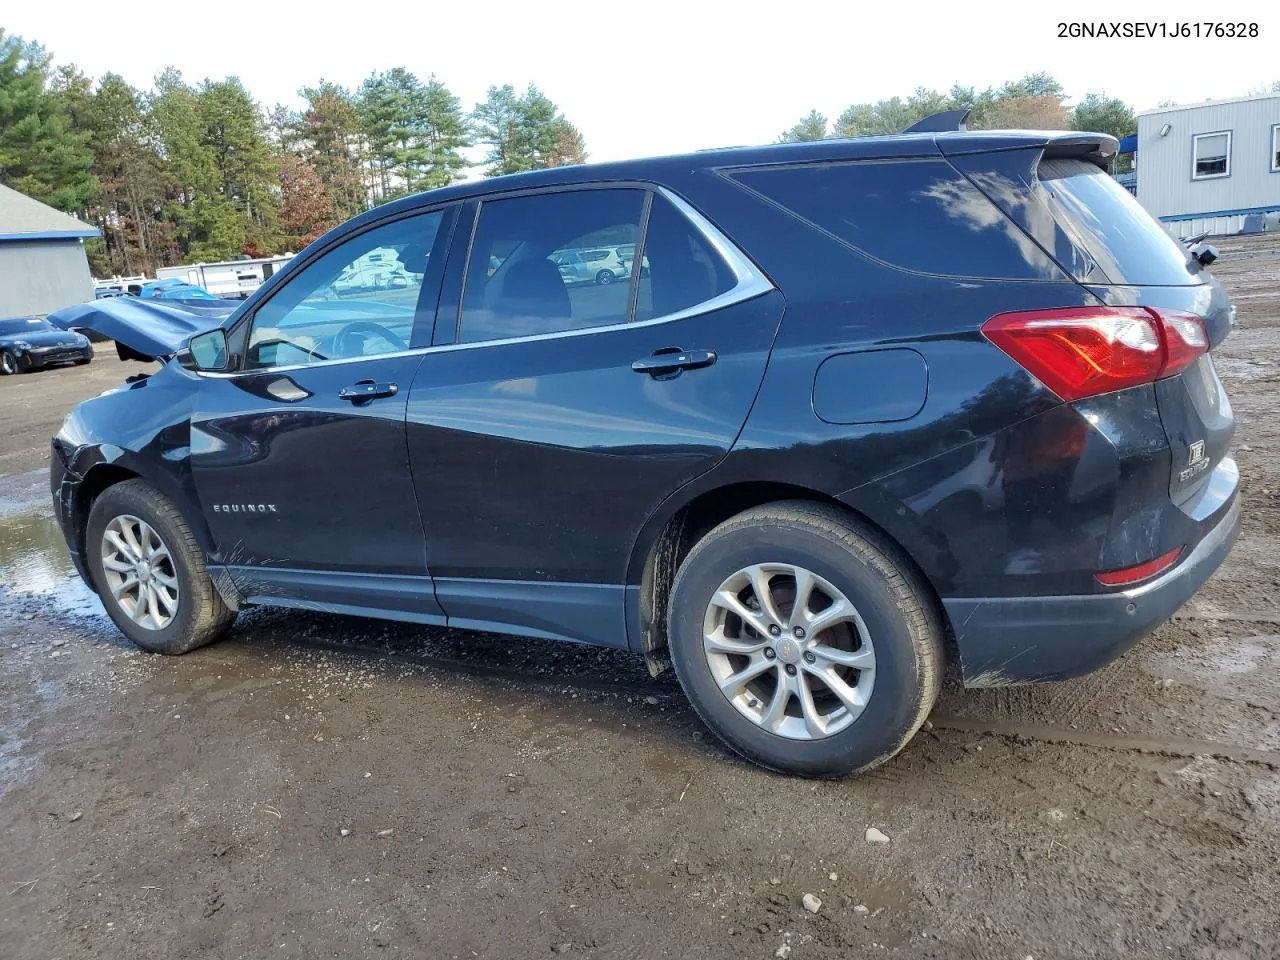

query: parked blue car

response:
[138,279,222,301]
[0,315,93,375]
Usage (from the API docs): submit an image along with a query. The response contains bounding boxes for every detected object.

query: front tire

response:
[87,479,235,654]
[0,350,18,375]
[666,501,943,777]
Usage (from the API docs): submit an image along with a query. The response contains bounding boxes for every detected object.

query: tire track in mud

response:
[258,632,1280,770]
[931,716,1280,768]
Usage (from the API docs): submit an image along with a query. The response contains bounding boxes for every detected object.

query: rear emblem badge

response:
[1179,440,1210,483]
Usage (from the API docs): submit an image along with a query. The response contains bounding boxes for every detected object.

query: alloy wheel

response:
[100,514,180,630]
[702,562,876,739]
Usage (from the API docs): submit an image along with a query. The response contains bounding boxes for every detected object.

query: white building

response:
[1134,93,1280,237]
[156,254,295,299]
[0,183,98,316]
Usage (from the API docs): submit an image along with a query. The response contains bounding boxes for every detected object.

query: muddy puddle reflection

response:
[0,471,102,618]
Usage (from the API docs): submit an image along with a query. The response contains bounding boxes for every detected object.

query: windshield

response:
[0,317,52,336]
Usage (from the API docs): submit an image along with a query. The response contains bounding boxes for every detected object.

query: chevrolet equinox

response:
[49,115,1240,776]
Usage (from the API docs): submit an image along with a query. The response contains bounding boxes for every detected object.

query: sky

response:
[7,1,1278,163]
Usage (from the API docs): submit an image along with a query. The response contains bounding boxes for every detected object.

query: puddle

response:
[0,470,103,618]
[1151,634,1280,751]
[1155,635,1280,694]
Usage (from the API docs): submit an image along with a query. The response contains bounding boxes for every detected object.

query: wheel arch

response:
[626,479,951,670]
[69,449,216,569]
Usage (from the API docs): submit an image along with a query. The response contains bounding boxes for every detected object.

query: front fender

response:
[52,362,223,594]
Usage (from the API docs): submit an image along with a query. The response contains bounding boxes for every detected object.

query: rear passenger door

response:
[405,186,784,645]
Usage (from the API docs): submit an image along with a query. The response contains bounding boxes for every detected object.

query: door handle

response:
[338,380,399,404]
[631,348,717,377]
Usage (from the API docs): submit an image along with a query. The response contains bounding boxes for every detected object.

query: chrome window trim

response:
[196,185,772,379]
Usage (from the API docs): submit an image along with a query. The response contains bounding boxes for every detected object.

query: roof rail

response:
[901,109,971,134]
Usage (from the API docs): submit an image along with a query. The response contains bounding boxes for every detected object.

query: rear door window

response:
[454,189,745,345]
[457,189,644,344]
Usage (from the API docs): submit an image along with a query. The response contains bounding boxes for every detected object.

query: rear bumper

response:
[944,488,1240,686]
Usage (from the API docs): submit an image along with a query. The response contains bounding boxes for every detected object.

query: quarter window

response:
[634,194,736,321]
[246,211,444,369]
[1192,131,1230,179]
[731,158,1065,280]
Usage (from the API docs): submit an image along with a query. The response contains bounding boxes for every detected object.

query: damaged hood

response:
[49,297,239,360]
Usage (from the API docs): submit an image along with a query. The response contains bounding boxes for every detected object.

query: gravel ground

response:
[2,247,1279,959]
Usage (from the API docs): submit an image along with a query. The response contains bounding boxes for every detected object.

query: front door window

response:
[246,212,444,368]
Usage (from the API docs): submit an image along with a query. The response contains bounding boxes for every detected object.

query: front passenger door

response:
[191,208,453,617]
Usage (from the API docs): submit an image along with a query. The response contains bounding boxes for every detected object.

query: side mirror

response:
[177,329,230,372]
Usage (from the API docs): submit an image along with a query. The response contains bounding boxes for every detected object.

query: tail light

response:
[1159,310,1210,377]
[982,307,1209,402]
[1095,546,1184,587]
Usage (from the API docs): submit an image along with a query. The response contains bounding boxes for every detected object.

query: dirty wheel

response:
[87,479,236,654]
[667,501,943,777]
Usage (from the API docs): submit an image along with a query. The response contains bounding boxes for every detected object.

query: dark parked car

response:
[48,117,1239,776]
[0,316,93,375]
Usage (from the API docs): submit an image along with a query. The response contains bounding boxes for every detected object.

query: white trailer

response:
[156,254,295,299]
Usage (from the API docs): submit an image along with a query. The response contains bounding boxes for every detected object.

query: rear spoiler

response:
[902,111,1119,167]
[936,129,1119,168]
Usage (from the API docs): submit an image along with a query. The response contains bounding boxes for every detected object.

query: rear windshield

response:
[729,159,1066,281]
[1035,158,1197,286]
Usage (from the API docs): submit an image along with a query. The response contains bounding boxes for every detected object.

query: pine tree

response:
[59,69,174,275]
[294,82,366,219]
[471,84,587,176]
[151,69,279,260]
[778,110,828,142]
[358,69,470,201]
[0,31,95,212]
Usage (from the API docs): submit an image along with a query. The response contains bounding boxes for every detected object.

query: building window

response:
[1192,131,1231,180]
[1273,124,1280,172]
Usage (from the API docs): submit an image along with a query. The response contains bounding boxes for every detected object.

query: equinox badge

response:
[1179,441,1209,483]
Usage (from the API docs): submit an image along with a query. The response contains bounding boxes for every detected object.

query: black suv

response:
[50,119,1239,777]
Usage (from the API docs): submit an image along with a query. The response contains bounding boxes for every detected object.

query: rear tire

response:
[595,269,614,285]
[86,479,236,654]
[666,500,943,777]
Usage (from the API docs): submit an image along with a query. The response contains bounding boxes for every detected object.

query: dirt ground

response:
[2,243,1279,960]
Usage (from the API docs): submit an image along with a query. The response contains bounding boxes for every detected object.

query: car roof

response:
[354,128,1116,225]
